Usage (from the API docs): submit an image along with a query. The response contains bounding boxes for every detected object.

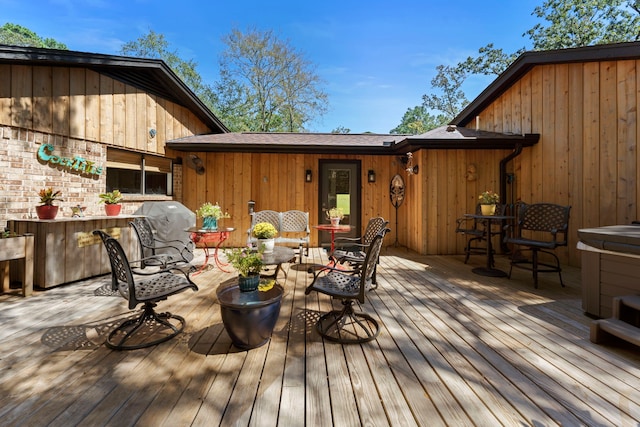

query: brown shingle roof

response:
[167,132,404,154]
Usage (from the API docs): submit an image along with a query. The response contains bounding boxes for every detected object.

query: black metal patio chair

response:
[305,228,389,344]
[94,230,198,350]
[129,217,194,268]
[329,216,388,287]
[503,203,571,288]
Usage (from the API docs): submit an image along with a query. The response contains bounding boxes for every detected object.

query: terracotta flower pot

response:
[35,205,58,220]
[104,204,122,216]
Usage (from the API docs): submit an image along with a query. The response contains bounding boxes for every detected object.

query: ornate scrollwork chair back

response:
[329,216,388,287]
[93,230,198,350]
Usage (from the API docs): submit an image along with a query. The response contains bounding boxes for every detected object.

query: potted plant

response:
[98,189,123,216]
[251,222,278,253]
[478,190,500,215]
[326,207,344,226]
[195,202,230,230]
[36,187,63,219]
[225,246,264,291]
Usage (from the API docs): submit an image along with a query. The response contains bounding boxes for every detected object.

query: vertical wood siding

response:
[0,65,209,152]
[474,60,640,266]
[177,149,510,253]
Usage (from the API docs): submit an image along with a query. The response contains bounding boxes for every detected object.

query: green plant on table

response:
[225,246,264,277]
[98,189,123,204]
[195,202,231,219]
[478,190,499,205]
[38,187,63,206]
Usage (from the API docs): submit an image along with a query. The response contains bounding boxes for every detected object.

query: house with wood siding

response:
[2,41,640,270]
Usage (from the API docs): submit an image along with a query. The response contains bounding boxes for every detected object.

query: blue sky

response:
[1,0,541,133]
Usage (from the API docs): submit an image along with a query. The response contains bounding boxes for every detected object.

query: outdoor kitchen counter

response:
[8,215,140,289]
[577,225,640,318]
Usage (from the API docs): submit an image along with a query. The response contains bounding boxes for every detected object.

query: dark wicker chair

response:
[329,216,388,287]
[94,230,198,350]
[129,217,194,268]
[305,228,389,344]
[504,203,571,288]
[455,203,506,264]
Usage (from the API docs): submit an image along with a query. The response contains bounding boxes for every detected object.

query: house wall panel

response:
[471,58,640,266]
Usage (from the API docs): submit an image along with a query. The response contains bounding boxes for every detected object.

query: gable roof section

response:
[453,41,640,127]
[0,44,228,133]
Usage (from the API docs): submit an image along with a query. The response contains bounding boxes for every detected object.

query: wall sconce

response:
[305,169,312,182]
[367,169,376,183]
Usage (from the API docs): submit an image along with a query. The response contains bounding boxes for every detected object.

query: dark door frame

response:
[318,159,361,247]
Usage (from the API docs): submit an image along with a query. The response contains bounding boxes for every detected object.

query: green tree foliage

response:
[0,23,67,49]
[526,0,640,50]
[405,0,640,129]
[214,27,329,132]
[331,126,351,134]
[390,105,447,135]
[120,30,216,109]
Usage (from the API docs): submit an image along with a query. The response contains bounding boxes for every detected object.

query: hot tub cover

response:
[577,225,640,256]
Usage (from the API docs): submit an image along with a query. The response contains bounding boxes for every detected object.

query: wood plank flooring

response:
[1,247,640,426]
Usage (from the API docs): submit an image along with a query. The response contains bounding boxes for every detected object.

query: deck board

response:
[1,247,640,426]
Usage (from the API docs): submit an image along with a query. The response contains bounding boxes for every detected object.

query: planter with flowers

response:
[36,187,63,220]
[326,207,344,226]
[98,189,123,216]
[479,190,500,216]
[218,245,283,350]
[224,246,265,291]
[195,202,230,230]
[251,222,278,253]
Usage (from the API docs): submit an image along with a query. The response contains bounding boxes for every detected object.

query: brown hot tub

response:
[577,225,640,317]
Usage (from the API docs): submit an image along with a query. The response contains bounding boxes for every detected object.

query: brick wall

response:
[0,125,185,231]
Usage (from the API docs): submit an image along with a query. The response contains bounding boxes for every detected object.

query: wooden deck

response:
[1,247,640,426]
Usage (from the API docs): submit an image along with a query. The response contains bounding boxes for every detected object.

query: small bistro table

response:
[464,213,513,277]
[186,227,235,274]
[313,224,352,252]
[260,246,296,279]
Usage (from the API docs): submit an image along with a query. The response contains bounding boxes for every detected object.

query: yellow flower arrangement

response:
[252,222,278,239]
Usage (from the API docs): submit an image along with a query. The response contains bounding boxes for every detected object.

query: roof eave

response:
[394,133,540,153]
[165,142,396,155]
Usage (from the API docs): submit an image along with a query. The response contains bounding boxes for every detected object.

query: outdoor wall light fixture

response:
[305,169,312,182]
[367,169,376,183]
